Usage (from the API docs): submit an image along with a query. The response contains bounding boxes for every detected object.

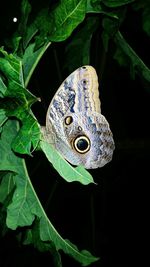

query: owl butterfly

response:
[44,66,115,169]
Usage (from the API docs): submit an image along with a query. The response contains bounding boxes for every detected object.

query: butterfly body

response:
[45,66,115,169]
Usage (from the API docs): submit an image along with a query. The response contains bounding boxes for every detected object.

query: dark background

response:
[0,1,150,266]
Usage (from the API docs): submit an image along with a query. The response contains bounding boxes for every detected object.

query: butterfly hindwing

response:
[46,66,115,169]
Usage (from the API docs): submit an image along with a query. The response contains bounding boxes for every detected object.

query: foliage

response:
[0,0,150,266]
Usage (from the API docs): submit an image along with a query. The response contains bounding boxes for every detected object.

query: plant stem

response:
[114,31,150,83]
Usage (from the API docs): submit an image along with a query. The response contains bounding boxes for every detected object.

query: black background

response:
[0,1,150,266]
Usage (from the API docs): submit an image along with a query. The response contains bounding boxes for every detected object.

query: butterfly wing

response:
[46,66,115,169]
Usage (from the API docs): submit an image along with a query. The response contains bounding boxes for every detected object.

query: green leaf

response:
[0,119,98,266]
[0,172,15,203]
[102,16,119,51]
[11,113,40,154]
[10,0,33,54]
[40,217,99,266]
[132,1,150,37]
[0,171,15,236]
[59,239,99,266]
[102,17,119,36]
[6,80,37,109]
[0,76,7,96]
[7,174,41,228]
[86,0,121,19]
[0,48,37,103]
[86,0,103,13]
[0,120,41,228]
[22,42,51,87]
[64,17,99,72]
[114,47,128,67]
[101,7,126,51]
[49,0,87,41]
[23,224,63,267]
[0,120,25,173]
[18,0,32,36]
[102,0,135,8]
[0,48,40,154]
[6,0,32,54]
[0,52,21,84]
[142,6,150,37]
[31,8,52,50]
[23,24,38,50]
[114,31,150,83]
[1,84,40,154]
[0,109,7,130]
[40,140,95,185]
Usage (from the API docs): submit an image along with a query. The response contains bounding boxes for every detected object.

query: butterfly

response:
[44,66,115,169]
